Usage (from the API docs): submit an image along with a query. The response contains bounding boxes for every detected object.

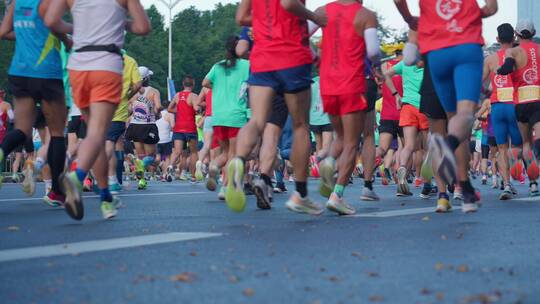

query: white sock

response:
[108,175,118,185]
[35,157,45,173]
[44,179,52,194]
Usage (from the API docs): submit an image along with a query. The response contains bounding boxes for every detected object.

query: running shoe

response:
[110,183,122,194]
[218,187,226,200]
[420,149,434,182]
[22,160,36,196]
[499,184,513,200]
[453,191,464,200]
[195,160,204,181]
[62,172,84,220]
[253,179,272,210]
[319,158,336,198]
[179,171,189,181]
[43,191,65,208]
[419,183,433,199]
[11,173,20,183]
[326,193,356,215]
[244,182,255,196]
[166,174,173,182]
[435,193,452,213]
[206,164,219,191]
[360,187,379,201]
[380,167,389,186]
[461,188,480,213]
[273,182,287,193]
[530,182,539,197]
[225,158,246,212]
[112,196,123,209]
[429,134,457,186]
[101,200,118,219]
[285,192,324,216]
[82,177,92,192]
[396,167,412,196]
[414,177,423,188]
[138,178,147,190]
[510,183,518,195]
[481,175,488,185]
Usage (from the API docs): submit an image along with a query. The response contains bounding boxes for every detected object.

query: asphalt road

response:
[0,177,539,304]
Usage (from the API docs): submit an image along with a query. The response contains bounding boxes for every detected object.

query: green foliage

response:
[0,0,15,92]
[124,3,240,99]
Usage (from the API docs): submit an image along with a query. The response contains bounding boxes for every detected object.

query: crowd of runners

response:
[0,0,539,221]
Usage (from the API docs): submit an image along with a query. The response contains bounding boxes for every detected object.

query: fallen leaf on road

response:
[319,267,327,272]
[435,263,444,271]
[228,275,238,283]
[243,288,254,296]
[422,216,430,221]
[441,234,448,240]
[326,275,339,282]
[420,288,431,295]
[351,252,361,257]
[170,272,196,283]
[367,272,379,277]
[368,295,384,302]
[189,251,198,257]
[457,265,469,273]
[7,226,19,231]
[436,293,444,301]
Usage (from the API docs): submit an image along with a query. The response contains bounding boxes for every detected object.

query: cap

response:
[138,66,154,79]
[515,19,536,38]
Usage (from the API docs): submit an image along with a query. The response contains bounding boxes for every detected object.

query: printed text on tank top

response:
[131,88,155,124]
[418,0,483,54]
[514,41,540,104]
[490,50,514,104]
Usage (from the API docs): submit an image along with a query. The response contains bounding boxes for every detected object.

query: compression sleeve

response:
[364,27,381,65]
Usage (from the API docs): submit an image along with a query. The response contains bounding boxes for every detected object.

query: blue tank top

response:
[8,0,62,79]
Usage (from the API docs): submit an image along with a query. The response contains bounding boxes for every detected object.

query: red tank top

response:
[320,1,366,96]
[490,49,515,104]
[205,89,213,117]
[250,0,312,73]
[418,0,484,54]
[513,41,540,104]
[381,59,403,120]
[173,91,197,133]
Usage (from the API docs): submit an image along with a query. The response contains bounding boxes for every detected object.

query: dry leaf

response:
[367,272,379,277]
[422,216,430,221]
[368,295,384,302]
[436,293,444,301]
[420,288,431,295]
[457,265,469,273]
[435,263,444,271]
[190,251,198,257]
[441,235,448,240]
[351,252,361,257]
[327,276,339,282]
[170,272,196,283]
[7,226,19,231]
[243,288,254,296]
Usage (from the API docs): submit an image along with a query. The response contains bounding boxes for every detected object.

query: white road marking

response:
[0,191,205,203]
[0,232,222,263]
[346,206,462,218]
[514,197,540,202]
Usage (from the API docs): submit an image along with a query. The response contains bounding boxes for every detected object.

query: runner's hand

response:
[312,12,327,27]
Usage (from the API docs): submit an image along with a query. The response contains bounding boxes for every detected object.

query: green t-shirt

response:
[205,59,250,128]
[310,76,330,126]
[393,61,424,109]
[60,44,73,110]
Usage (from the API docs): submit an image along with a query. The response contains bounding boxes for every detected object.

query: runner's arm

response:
[202,79,212,89]
[356,8,380,64]
[153,89,162,114]
[280,0,326,27]
[167,95,178,113]
[43,0,73,34]
[384,67,402,109]
[128,81,142,100]
[482,56,492,83]
[125,0,151,35]
[190,93,200,111]
[236,0,251,26]
[498,47,521,75]
[0,0,15,40]
[480,0,498,18]
[393,0,418,31]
